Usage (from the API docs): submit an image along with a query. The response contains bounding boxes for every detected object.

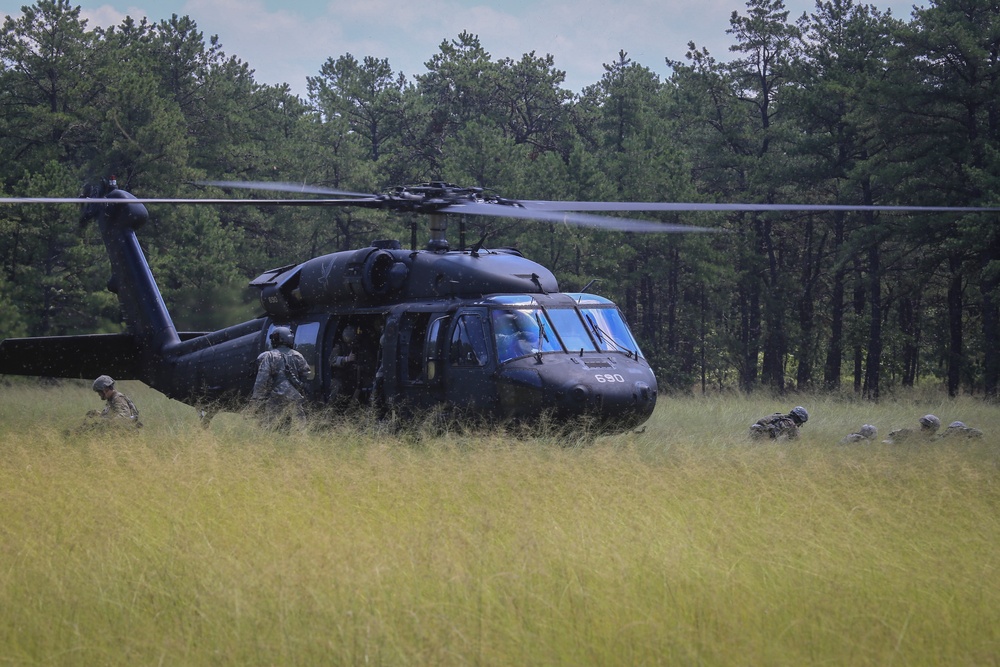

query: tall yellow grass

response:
[0,379,998,665]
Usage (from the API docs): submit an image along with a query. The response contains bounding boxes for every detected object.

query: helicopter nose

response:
[634,381,653,404]
[561,378,656,428]
[497,358,657,429]
[598,380,655,411]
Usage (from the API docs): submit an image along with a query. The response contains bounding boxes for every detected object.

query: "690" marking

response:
[594,373,625,383]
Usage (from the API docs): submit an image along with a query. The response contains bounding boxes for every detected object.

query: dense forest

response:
[1,0,998,399]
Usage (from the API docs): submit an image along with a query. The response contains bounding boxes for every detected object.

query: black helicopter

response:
[0,179,996,432]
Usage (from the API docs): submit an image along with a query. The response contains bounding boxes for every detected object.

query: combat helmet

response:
[92,375,115,392]
[790,406,809,424]
[269,326,294,348]
[919,414,941,431]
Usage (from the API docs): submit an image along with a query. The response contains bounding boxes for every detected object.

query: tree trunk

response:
[739,281,760,392]
[947,255,963,397]
[983,244,1000,398]
[899,296,919,387]
[852,257,865,394]
[796,219,816,391]
[862,228,881,402]
[823,215,846,391]
[759,218,786,391]
[738,221,761,392]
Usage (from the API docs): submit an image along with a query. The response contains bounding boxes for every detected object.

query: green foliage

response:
[2,0,1000,396]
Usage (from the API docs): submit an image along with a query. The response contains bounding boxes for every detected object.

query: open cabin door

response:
[383,310,447,411]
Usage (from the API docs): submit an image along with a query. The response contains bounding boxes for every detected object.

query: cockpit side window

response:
[449,314,489,367]
[492,308,559,362]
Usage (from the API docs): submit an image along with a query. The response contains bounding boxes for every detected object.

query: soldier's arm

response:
[297,354,312,380]
[252,354,274,398]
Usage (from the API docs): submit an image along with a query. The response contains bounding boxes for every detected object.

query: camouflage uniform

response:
[883,414,940,443]
[252,337,311,428]
[749,406,809,440]
[78,375,141,432]
[938,421,983,440]
[840,424,877,444]
[101,391,139,422]
[329,325,362,402]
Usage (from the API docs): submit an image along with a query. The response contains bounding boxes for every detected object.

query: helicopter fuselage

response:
[0,188,658,432]
[164,247,659,430]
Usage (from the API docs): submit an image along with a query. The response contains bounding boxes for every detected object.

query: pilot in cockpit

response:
[493,310,539,362]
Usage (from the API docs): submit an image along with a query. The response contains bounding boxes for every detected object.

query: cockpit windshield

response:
[488,295,644,363]
[580,306,642,357]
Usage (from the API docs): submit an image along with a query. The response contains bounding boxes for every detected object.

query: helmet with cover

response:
[270,326,295,348]
[919,414,941,430]
[92,375,115,392]
[790,406,809,424]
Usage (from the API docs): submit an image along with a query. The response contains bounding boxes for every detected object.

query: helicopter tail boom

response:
[0,333,142,380]
[88,189,182,358]
[0,186,188,389]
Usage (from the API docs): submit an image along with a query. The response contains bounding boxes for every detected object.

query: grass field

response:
[0,379,998,665]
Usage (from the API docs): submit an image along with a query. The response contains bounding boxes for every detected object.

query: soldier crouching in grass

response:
[938,420,984,440]
[840,424,878,444]
[749,405,809,441]
[882,414,940,443]
[74,374,142,434]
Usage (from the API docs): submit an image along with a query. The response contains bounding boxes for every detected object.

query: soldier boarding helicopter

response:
[0,178,997,432]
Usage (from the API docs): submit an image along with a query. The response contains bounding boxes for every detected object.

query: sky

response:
[1,0,923,98]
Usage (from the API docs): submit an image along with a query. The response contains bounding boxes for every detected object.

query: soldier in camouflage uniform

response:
[938,420,984,440]
[840,424,877,444]
[883,414,940,443]
[79,374,141,431]
[252,326,311,429]
[749,406,809,440]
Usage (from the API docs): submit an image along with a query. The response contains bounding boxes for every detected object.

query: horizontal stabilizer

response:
[0,333,142,380]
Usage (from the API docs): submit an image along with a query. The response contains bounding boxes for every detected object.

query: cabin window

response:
[449,314,489,367]
[397,312,433,384]
[293,322,321,379]
[406,315,427,382]
[424,316,447,382]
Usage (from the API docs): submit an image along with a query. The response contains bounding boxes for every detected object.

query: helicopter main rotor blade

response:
[197,180,372,198]
[4,189,996,219]
[0,197,381,206]
[439,201,719,233]
[518,201,1000,213]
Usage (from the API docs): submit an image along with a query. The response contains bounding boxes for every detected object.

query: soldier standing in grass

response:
[252,326,311,429]
[883,414,940,443]
[749,406,809,440]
